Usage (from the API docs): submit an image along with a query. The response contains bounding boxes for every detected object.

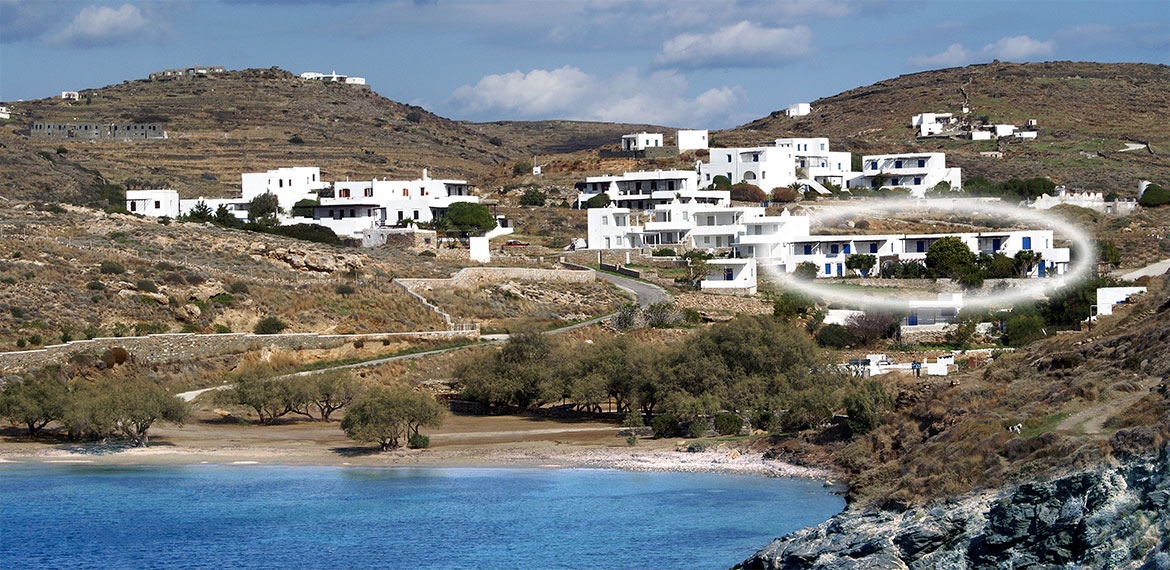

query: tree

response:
[815,324,858,348]
[845,254,876,277]
[710,175,731,190]
[772,291,814,320]
[682,250,712,289]
[1005,314,1046,347]
[1098,241,1121,267]
[729,183,766,202]
[290,198,319,218]
[843,380,889,436]
[794,261,819,281]
[925,236,974,278]
[1014,250,1043,277]
[443,202,497,234]
[220,368,308,425]
[584,193,610,209]
[341,385,444,451]
[519,188,546,206]
[248,191,280,219]
[772,187,799,202]
[108,380,189,446]
[945,317,979,348]
[185,201,214,222]
[303,371,362,421]
[214,204,238,226]
[1139,183,1170,207]
[846,312,900,345]
[0,374,67,435]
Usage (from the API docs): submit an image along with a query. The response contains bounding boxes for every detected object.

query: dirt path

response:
[1056,376,1162,434]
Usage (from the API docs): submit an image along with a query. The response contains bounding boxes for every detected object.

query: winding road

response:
[177,269,669,401]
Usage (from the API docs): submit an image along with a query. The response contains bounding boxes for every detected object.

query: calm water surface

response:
[0,464,843,569]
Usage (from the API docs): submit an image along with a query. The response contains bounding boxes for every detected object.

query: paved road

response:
[1118,257,1170,281]
[177,269,670,399]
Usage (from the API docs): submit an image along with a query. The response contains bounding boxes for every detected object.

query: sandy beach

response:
[0,410,836,481]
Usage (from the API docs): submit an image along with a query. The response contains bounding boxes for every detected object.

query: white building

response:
[622,132,664,151]
[300,70,365,85]
[904,293,964,326]
[241,166,328,210]
[970,130,993,141]
[1094,287,1146,318]
[677,129,709,152]
[0,106,10,120]
[700,258,757,294]
[912,113,956,137]
[126,189,180,217]
[1013,131,1038,140]
[575,170,725,210]
[990,124,1017,137]
[700,146,797,191]
[775,137,855,189]
[852,153,962,197]
[61,91,79,101]
[786,103,811,117]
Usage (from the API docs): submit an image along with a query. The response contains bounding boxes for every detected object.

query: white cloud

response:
[909,43,972,67]
[654,21,814,69]
[52,3,150,47]
[910,35,1057,68]
[449,65,745,126]
[982,35,1056,61]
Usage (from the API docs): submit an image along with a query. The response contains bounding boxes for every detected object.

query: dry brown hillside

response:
[720,61,1170,195]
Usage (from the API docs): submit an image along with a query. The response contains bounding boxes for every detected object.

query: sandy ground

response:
[0,410,833,480]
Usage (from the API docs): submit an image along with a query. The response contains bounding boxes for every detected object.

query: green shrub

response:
[213,324,231,334]
[99,261,125,274]
[714,413,743,436]
[419,250,436,257]
[686,418,710,438]
[136,279,158,293]
[752,411,779,433]
[254,316,288,335]
[180,323,198,333]
[626,435,638,447]
[227,281,250,294]
[794,261,819,281]
[1139,183,1169,207]
[60,328,73,343]
[622,411,645,428]
[134,322,167,336]
[583,193,610,209]
[8,306,23,319]
[288,134,305,144]
[139,295,161,306]
[210,293,234,306]
[512,161,532,175]
[519,188,546,206]
[335,284,356,296]
[815,324,858,348]
[28,334,43,345]
[652,248,676,257]
[16,338,26,348]
[650,415,678,438]
[86,280,105,290]
[408,433,430,449]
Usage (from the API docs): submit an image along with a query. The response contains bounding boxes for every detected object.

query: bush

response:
[752,411,779,433]
[210,293,234,306]
[650,415,678,438]
[405,111,423,123]
[652,248,676,257]
[227,281,250,294]
[28,334,42,346]
[335,284,356,296]
[626,434,638,447]
[408,433,430,449]
[714,413,743,436]
[136,279,158,293]
[686,418,710,438]
[1139,183,1170,207]
[729,183,766,202]
[443,202,497,234]
[288,135,305,144]
[254,317,288,335]
[622,411,645,428]
[584,193,610,209]
[519,188,546,206]
[488,136,503,146]
[213,324,231,334]
[512,162,532,175]
[815,324,858,348]
[1005,314,1045,347]
[262,223,342,246]
[794,261,819,281]
[99,261,125,274]
[15,338,25,348]
[86,280,105,291]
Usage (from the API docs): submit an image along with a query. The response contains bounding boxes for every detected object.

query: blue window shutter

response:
[825,263,832,275]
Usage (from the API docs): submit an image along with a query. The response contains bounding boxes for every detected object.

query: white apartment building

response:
[852,153,962,197]
[621,132,663,151]
[700,146,798,191]
[126,189,180,217]
[586,202,1070,291]
[575,170,726,210]
[775,137,855,188]
[677,129,709,152]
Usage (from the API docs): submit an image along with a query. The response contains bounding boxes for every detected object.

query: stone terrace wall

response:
[396,266,595,291]
[0,330,475,374]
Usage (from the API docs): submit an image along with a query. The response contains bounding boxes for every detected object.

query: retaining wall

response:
[396,266,595,291]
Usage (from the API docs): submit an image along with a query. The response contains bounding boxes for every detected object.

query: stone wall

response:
[0,330,476,374]
[396,266,595,291]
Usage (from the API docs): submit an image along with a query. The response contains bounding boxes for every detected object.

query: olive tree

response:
[340,385,444,451]
[0,374,68,435]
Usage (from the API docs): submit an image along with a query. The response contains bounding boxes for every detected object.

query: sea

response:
[0,464,844,569]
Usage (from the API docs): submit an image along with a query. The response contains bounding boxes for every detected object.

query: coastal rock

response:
[736,447,1170,569]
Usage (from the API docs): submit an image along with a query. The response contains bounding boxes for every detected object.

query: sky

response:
[1,0,1167,129]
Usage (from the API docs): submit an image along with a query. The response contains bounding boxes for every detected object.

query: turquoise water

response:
[0,464,843,569]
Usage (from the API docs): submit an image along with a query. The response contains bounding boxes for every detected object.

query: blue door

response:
[837,264,843,276]
[1039,263,1046,277]
[824,263,832,275]
[908,314,918,326]
[917,241,925,252]
[992,238,1001,251]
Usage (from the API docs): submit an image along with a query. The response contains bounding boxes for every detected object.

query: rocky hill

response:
[719,61,1170,195]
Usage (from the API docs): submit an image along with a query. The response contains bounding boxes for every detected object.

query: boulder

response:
[175,303,201,322]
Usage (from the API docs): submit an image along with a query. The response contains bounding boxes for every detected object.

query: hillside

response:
[721,61,1170,195]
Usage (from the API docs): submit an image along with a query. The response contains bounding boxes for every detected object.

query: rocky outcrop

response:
[250,244,364,273]
[737,442,1169,569]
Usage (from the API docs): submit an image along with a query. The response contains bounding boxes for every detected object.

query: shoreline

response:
[0,441,839,482]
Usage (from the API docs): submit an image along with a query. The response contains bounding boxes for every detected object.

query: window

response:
[914,177,922,185]
[154,201,161,209]
[349,209,356,218]
[830,244,839,254]
[402,188,408,196]
[894,160,903,168]
[918,159,926,167]
[705,173,711,181]
[650,181,657,191]
[602,216,608,225]
[413,210,419,219]
[804,245,812,255]
[364,188,373,197]
[397,211,404,221]
[130,202,137,212]
[726,155,732,162]
[825,263,832,275]
[278,179,283,188]
[917,240,925,252]
[891,178,899,185]
[667,181,674,191]
[340,189,350,198]
[870,161,878,170]
[605,237,611,248]
[725,268,733,281]
[870,243,878,253]
[1022,236,1032,250]
[843,244,851,254]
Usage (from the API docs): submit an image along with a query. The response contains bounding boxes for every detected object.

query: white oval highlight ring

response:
[762,198,1097,311]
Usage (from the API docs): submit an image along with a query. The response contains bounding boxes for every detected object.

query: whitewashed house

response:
[0,106,10,120]
[970,130,993,141]
[677,129,709,152]
[241,166,329,210]
[700,258,757,294]
[1013,131,1038,140]
[61,91,80,101]
[700,146,798,191]
[300,70,365,85]
[621,132,664,151]
[990,124,1017,137]
[1029,188,1140,215]
[852,153,962,197]
[1094,287,1147,318]
[575,170,725,210]
[775,137,855,189]
[786,103,811,117]
[912,113,956,137]
[126,189,180,217]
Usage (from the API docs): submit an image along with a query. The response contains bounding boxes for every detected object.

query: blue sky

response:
[1,0,1167,128]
